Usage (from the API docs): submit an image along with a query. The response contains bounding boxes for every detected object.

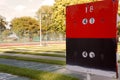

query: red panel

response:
[66,0,118,38]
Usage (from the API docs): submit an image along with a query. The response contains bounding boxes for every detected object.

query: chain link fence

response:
[0,32,65,44]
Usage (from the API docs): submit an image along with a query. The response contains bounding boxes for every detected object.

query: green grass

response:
[118,60,120,63]
[0,55,66,65]
[4,51,66,58]
[0,64,79,80]
[0,44,66,54]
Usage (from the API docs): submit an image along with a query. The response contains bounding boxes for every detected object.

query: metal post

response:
[87,73,91,80]
[39,13,42,46]
[45,14,48,46]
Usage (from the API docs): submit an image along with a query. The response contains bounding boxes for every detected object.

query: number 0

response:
[89,18,95,24]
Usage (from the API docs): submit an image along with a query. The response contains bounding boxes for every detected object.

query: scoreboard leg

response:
[86,73,91,80]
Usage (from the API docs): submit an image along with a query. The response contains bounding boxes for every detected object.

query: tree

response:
[36,6,55,40]
[118,22,120,35]
[11,17,40,39]
[36,6,53,34]
[2,29,12,38]
[0,15,7,35]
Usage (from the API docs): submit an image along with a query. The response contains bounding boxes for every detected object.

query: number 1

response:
[85,5,94,13]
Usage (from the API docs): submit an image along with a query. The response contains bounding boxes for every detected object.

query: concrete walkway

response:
[0,58,120,80]
[0,58,85,80]
[0,73,29,80]
[0,53,65,61]
[0,53,120,80]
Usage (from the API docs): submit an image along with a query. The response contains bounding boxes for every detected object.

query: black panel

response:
[66,38,117,71]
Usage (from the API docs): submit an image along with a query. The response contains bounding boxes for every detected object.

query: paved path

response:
[0,53,65,61]
[0,53,120,80]
[0,58,120,80]
[0,73,29,80]
[0,58,85,80]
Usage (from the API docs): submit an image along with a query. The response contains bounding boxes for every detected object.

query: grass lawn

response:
[0,64,79,80]
[118,60,120,63]
[0,55,66,65]
[0,44,66,53]
[118,43,120,54]
[0,44,66,57]
[0,44,79,80]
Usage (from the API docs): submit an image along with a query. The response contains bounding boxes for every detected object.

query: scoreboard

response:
[66,0,118,78]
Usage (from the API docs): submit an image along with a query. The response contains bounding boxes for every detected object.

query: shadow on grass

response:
[44,50,65,53]
[3,50,66,58]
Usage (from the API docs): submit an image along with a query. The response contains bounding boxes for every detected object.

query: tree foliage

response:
[36,6,53,34]
[0,15,7,34]
[118,22,120,35]
[11,17,40,38]
[2,29,12,38]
